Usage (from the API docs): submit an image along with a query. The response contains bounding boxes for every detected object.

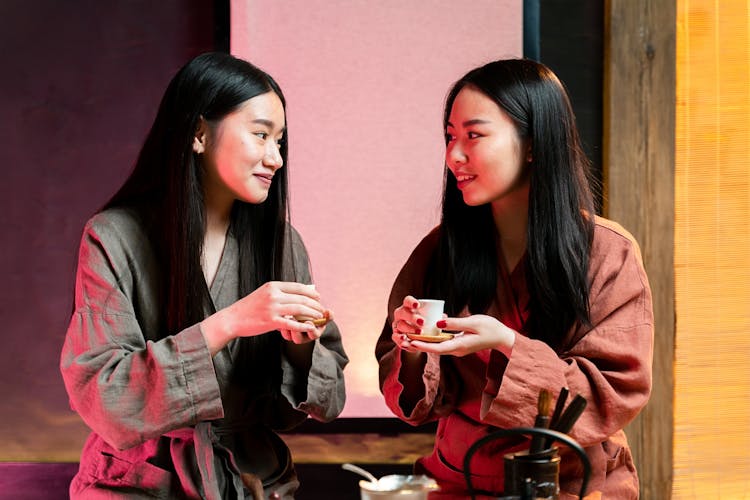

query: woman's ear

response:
[193,117,208,154]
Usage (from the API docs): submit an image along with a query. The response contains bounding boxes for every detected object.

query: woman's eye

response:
[467,131,482,139]
[445,133,455,142]
[254,132,268,140]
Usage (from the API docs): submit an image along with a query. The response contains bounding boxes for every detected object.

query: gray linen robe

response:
[60,207,348,499]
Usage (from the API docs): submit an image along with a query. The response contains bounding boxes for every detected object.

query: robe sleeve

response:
[60,215,224,451]
[480,222,654,447]
[375,229,459,425]
[278,227,348,426]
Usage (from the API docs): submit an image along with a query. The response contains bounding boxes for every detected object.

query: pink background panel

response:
[231,0,522,416]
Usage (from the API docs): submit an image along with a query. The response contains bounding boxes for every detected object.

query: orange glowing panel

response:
[674,0,750,497]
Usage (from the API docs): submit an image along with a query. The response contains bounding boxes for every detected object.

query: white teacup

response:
[416,299,444,336]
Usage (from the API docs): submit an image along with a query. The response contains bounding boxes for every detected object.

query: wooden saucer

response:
[406,332,454,343]
[294,312,331,327]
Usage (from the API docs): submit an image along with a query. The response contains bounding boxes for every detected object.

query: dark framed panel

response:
[524,0,605,212]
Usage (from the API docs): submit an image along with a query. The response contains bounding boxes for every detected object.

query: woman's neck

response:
[203,181,234,230]
[491,190,529,272]
[202,196,232,287]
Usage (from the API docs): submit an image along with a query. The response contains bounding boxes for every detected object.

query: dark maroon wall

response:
[0,0,216,459]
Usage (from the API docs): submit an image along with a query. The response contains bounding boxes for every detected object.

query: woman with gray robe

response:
[60,52,347,499]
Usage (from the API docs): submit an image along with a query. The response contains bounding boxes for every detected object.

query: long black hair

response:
[425,59,596,349]
[102,52,292,341]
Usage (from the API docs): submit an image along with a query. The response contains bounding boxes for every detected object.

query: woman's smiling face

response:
[196,91,286,208]
[445,85,530,209]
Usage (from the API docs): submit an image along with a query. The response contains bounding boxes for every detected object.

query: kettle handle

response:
[462,426,591,500]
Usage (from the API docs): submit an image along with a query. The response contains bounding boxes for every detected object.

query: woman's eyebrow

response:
[462,118,492,127]
[446,118,492,128]
[251,118,285,133]
[251,118,274,128]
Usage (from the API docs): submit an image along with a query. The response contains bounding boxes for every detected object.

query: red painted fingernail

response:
[413,302,420,309]
[416,318,424,326]
[436,320,446,328]
[416,329,421,335]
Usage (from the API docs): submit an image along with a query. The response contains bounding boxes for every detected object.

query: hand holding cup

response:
[392,296,453,353]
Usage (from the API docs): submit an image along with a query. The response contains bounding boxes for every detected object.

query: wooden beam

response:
[603,1,675,499]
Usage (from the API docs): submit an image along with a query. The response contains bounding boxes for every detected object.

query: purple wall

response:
[0,0,215,460]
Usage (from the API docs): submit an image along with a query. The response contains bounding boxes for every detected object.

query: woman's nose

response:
[446,142,467,166]
[263,144,283,169]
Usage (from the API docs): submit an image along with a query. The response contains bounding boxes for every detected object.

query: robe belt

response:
[165,422,245,499]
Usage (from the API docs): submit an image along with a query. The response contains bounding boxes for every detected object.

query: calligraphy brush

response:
[552,394,588,435]
[529,389,553,454]
[548,387,569,429]
[543,387,569,449]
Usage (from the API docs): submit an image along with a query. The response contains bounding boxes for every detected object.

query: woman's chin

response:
[237,189,270,205]
[461,193,486,207]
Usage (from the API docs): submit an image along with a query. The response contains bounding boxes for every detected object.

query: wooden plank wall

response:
[603,1,676,499]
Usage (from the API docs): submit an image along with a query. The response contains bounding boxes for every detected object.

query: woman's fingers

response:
[278,296,326,318]
[227,281,333,340]
[279,315,318,333]
[269,281,330,319]
[290,326,321,344]
[392,296,425,334]
[278,291,325,309]
[279,329,293,342]
[261,281,326,314]
[275,281,321,299]
[408,315,515,357]
[284,303,326,321]
[402,295,421,310]
[408,339,459,355]
[391,331,419,353]
[289,330,307,344]
[436,316,474,333]
[280,317,324,344]
[392,316,421,335]
[403,317,473,355]
[280,328,309,344]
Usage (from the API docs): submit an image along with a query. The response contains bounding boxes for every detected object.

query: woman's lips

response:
[454,174,476,190]
[254,173,273,186]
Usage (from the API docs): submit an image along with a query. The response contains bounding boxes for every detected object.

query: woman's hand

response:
[201,281,327,355]
[408,314,516,358]
[390,295,426,354]
[279,309,333,345]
